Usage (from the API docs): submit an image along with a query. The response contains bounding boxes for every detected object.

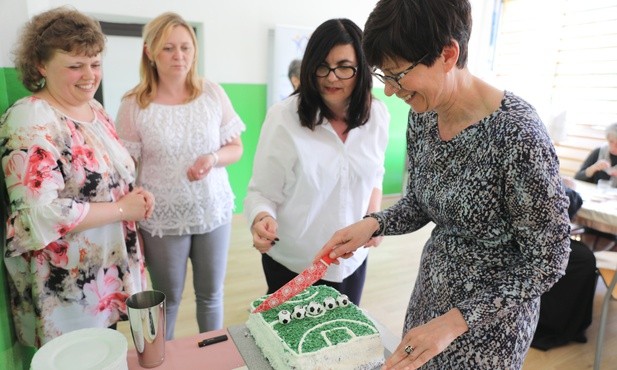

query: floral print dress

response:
[0,96,146,348]
[378,91,571,369]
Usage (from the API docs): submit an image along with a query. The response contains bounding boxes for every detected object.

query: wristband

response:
[117,204,124,220]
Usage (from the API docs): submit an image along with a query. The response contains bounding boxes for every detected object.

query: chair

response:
[593,251,617,370]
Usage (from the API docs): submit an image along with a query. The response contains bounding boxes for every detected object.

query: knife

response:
[252,254,336,313]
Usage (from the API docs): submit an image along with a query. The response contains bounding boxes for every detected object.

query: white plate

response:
[31,328,127,370]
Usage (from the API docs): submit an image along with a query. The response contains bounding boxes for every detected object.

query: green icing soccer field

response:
[251,286,379,354]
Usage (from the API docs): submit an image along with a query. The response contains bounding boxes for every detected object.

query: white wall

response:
[52,0,379,84]
[1,0,496,84]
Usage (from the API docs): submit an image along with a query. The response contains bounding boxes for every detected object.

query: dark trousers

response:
[261,253,367,306]
[532,239,598,350]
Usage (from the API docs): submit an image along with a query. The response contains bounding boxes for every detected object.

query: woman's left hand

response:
[187,153,217,181]
[383,309,468,369]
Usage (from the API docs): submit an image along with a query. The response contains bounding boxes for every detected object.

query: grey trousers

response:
[141,223,231,340]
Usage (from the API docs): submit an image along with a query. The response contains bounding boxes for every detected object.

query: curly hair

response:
[13,6,105,92]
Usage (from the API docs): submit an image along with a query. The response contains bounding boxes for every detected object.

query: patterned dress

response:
[1,97,146,348]
[378,91,571,368]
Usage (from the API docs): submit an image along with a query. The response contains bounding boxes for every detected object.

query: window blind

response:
[492,0,617,176]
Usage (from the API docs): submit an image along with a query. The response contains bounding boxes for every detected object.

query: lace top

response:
[116,80,245,236]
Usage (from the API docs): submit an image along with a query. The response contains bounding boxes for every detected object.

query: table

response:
[127,328,245,370]
[128,317,397,370]
[572,180,617,235]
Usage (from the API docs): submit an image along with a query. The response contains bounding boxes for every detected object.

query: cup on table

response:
[126,290,166,368]
[598,179,611,192]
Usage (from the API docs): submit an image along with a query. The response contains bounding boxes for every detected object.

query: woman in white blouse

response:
[116,12,245,339]
[244,18,389,305]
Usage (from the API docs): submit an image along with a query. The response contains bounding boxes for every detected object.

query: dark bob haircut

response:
[297,18,373,132]
[363,0,472,70]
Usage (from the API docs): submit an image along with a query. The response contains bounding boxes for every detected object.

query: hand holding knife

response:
[252,254,337,313]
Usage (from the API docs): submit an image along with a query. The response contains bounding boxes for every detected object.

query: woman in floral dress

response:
[1,7,154,348]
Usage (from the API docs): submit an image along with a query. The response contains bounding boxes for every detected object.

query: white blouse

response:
[116,80,245,237]
[244,95,389,282]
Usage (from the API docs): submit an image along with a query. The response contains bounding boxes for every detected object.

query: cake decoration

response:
[246,285,384,370]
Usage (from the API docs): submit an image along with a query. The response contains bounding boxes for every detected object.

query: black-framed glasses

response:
[315,65,357,80]
[372,54,429,90]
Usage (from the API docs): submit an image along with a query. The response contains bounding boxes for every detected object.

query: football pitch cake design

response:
[246,285,385,369]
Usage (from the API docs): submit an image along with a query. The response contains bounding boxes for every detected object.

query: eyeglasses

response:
[315,65,357,80]
[372,54,429,90]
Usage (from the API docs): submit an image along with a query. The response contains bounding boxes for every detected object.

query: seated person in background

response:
[532,179,598,350]
[574,122,617,183]
[287,59,302,91]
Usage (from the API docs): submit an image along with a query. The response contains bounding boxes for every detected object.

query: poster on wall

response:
[267,24,312,108]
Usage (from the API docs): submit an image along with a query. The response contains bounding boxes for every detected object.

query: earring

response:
[149,60,155,68]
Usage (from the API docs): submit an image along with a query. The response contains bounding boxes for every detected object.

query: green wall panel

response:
[219,83,267,214]
[373,89,409,195]
[0,67,34,370]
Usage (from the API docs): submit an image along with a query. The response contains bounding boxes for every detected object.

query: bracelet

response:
[117,203,124,220]
[363,213,386,237]
[210,152,219,167]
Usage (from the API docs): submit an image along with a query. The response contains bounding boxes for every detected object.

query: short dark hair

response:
[363,0,472,69]
[13,6,106,92]
[297,18,372,132]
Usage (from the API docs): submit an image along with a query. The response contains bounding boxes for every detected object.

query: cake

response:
[246,285,385,370]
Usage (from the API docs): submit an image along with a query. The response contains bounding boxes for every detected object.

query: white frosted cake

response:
[246,285,384,370]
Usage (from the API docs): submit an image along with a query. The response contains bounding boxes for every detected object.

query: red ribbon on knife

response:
[252,254,337,313]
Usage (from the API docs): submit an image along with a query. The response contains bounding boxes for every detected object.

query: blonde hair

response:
[125,12,202,108]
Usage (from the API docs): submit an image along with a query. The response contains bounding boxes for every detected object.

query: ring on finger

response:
[404,345,414,355]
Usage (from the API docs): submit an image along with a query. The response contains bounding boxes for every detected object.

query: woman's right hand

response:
[117,187,154,221]
[251,212,279,253]
[316,217,379,264]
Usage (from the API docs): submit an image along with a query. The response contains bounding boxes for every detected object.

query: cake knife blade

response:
[252,254,336,313]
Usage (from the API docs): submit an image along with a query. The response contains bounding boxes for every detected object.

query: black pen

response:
[198,334,228,348]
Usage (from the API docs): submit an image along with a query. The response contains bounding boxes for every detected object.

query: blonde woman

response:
[116,12,245,339]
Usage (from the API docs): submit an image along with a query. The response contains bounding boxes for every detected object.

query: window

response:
[492,0,617,176]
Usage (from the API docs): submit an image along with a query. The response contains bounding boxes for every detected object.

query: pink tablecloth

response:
[127,329,245,370]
